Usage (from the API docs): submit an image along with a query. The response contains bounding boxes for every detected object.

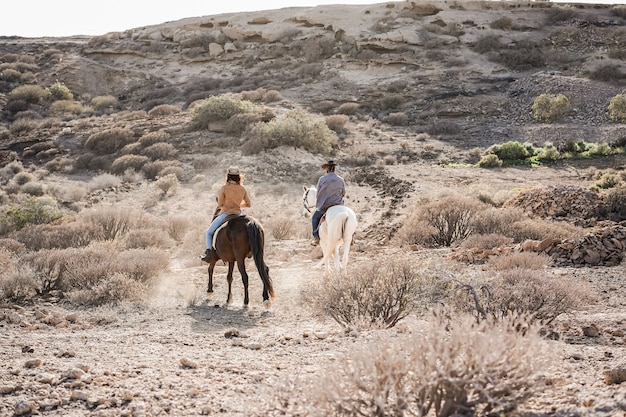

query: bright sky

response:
[1,0,619,38]
[0,1,384,38]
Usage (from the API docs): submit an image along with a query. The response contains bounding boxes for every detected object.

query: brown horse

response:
[204,211,274,308]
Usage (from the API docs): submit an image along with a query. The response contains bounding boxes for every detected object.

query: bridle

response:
[303,188,315,214]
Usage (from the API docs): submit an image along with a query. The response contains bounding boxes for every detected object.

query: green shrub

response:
[244,109,338,155]
[190,93,257,130]
[595,173,620,189]
[584,142,612,157]
[84,128,136,155]
[8,84,49,104]
[608,94,626,123]
[532,93,570,123]
[1,196,63,234]
[478,153,503,168]
[487,141,530,161]
[46,81,73,101]
[537,142,561,161]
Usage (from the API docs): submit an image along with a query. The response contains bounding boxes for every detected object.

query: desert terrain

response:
[1,1,626,416]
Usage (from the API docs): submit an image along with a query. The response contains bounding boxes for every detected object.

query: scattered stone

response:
[24,359,42,368]
[14,401,36,416]
[65,368,85,379]
[246,342,262,350]
[603,367,626,385]
[21,345,34,353]
[180,358,199,369]
[582,324,601,337]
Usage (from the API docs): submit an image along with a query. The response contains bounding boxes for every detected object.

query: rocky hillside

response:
[1,0,625,163]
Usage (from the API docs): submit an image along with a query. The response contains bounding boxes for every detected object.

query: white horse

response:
[302,186,358,273]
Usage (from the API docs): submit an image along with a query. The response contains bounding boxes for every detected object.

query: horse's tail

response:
[246,219,274,299]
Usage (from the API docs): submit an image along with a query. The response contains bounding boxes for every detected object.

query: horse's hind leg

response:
[226,262,234,304]
[236,259,249,307]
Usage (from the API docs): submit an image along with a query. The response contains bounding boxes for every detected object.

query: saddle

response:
[320,203,340,222]
[212,214,246,248]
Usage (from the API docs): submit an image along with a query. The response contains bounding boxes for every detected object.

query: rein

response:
[303,188,314,214]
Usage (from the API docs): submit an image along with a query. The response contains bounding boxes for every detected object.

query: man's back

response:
[316,172,345,209]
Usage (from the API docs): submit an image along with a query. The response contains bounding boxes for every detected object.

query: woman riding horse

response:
[201,166,250,261]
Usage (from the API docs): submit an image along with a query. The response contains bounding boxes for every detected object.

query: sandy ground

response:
[1,161,626,416]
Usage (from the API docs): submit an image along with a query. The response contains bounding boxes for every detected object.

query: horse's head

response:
[302,185,317,217]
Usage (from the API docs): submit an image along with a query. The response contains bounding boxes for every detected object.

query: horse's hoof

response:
[206,291,214,296]
[263,300,272,309]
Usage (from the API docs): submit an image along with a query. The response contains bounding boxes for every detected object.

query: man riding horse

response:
[311,160,345,246]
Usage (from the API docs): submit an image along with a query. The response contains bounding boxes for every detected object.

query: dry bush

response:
[383,112,408,126]
[471,206,527,236]
[84,128,136,155]
[12,171,34,185]
[336,102,360,115]
[266,218,299,240]
[91,95,118,112]
[240,88,283,103]
[325,114,349,133]
[111,154,150,174]
[532,94,570,123]
[141,160,182,180]
[600,185,626,221]
[19,243,168,304]
[268,314,550,417]
[141,142,178,161]
[489,269,595,323]
[87,173,122,191]
[459,233,514,250]
[8,84,49,104]
[398,196,487,247]
[487,251,550,271]
[147,104,180,117]
[155,173,179,195]
[49,100,91,116]
[166,214,193,242]
[123,228,173,249]
[46,81,73,101]
[11,221,102,250]
[244,109,338,155]
[0,264,39,302]
[80,205,135,240]
[10,118,39,135]
[139,131,171,146]
[20,182,44,196]
[44,157,74,173]
[304,259,430,329]
[507,218,582,242]
[224,111,273,136]
[68,272,147,306]
[190,93,258,130]
[427,120,461,136]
